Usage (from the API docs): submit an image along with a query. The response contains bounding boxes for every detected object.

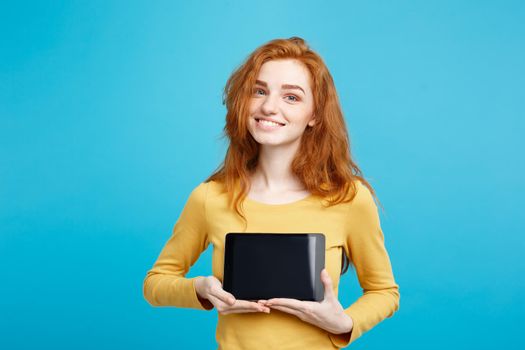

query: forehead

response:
[256,59,311,91]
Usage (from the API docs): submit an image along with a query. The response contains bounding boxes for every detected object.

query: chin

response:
[249,132,279,145]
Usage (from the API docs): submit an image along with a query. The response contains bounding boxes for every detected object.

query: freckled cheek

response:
[285,110,309,124]
[248,102,260,116]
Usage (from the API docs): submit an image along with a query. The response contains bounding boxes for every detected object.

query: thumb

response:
[321,269,335,299]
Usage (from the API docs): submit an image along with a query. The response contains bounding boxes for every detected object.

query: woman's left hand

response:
[258,268,354,335]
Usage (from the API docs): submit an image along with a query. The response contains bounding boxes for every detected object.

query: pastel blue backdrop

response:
[1,1,523,349]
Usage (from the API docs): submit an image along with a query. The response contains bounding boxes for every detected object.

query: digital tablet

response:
[223,233,325,302]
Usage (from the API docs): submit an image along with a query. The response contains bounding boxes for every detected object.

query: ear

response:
[308,115,316,127]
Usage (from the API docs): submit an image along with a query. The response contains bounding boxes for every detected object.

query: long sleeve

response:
[329,180,400,348]
[142,182,214,310]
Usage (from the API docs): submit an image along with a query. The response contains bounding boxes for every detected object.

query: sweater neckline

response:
[245,192,315,207]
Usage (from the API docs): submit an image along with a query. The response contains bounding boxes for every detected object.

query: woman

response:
[143,36,400,349]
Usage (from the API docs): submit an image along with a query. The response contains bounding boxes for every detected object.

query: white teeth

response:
[258,119,282,127]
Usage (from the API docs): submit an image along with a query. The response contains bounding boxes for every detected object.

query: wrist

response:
[194,277,214,310]
[330,313,353,334]
[341,313,354,333]
[194,276,205,297]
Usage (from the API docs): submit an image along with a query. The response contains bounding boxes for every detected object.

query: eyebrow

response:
[255,80,306,95]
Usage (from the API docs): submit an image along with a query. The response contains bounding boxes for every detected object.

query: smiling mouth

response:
[255,118,285,126]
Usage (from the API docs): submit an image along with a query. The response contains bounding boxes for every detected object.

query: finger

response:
[234,300,270,312]
[222,306,263,314]
[266,298,309,312]
[205,293,222,309]
[321,269,335,299]
[257,300,270,307]
[223,308,263,315]
[207,294,258,313]
[207,278,237,305]
[257,300,271,311]
[225,300,270,314]
[224,304,265,314]
[209,286,236,306]
[267,304,302,319]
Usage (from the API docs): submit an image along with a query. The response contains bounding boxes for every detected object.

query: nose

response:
[260,93,278,115]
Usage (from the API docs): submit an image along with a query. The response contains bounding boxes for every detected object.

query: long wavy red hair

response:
[204,37,380,273]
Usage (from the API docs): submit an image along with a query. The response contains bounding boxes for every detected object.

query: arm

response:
[142,182,214,310]
[329,181,400,347]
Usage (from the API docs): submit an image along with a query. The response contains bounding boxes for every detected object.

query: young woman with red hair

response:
[143,37,400,349]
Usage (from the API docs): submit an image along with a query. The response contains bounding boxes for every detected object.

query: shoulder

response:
[193,181,208,195]
[342,179,383,239]
[346,178,378,215]
[186,181,209,205]
[189,180,228,204]
[202,179,224,196]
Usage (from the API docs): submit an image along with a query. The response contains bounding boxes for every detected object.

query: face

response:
[247,59,316,147]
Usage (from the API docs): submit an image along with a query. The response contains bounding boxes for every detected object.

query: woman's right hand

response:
[194,276,270,315]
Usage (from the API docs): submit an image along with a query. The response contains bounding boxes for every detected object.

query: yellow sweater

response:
[143,179,400,349]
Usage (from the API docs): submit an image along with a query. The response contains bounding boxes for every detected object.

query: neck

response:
[250,140,305,192]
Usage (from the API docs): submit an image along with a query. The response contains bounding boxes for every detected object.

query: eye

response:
[253,88,266,96]
[285,95,300,102]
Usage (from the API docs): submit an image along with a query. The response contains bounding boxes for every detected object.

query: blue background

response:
[1,1,524,349]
